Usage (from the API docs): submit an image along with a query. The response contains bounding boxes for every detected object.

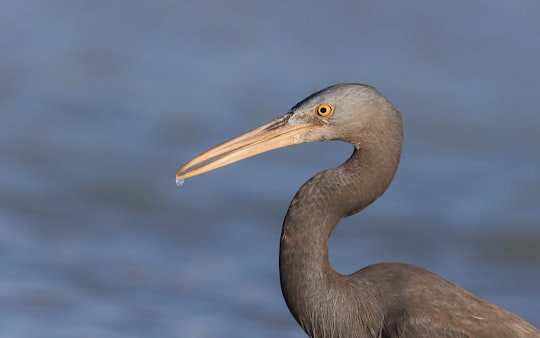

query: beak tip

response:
[176,174,185,187]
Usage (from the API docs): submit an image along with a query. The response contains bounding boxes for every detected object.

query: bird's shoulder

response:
[346,263,539,337]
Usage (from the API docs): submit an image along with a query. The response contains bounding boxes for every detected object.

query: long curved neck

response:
[279,133,401,336]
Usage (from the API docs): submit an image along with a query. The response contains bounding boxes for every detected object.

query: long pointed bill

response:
[176,113,321,182]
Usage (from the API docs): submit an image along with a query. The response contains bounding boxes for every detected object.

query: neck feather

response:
[278,133,401,336]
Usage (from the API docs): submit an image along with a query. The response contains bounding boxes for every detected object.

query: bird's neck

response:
[279,137,401,335]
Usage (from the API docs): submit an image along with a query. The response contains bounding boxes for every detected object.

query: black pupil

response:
[320,107,326,113]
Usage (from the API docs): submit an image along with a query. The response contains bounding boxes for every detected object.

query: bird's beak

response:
[176,113,321,182]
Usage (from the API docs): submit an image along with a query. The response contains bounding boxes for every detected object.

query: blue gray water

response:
[1,1,539,337]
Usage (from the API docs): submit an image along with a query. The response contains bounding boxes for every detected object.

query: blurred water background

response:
[1,1,539,337]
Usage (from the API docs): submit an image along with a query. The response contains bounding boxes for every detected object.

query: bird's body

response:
[177,84,539,337]
[286,261,536,337]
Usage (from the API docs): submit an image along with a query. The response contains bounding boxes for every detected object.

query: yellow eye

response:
[316,103,333,117]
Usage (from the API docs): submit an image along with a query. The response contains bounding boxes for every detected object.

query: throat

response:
[279,202,340,283]
[279,205,341,334]
[278,157,358,332]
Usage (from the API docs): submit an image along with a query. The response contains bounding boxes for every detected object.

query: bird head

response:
[176,83,401,183]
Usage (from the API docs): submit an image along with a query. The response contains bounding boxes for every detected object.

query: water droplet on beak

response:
[176,175,185,187]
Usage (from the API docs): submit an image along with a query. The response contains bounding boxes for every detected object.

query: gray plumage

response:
[177,84,539,338]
